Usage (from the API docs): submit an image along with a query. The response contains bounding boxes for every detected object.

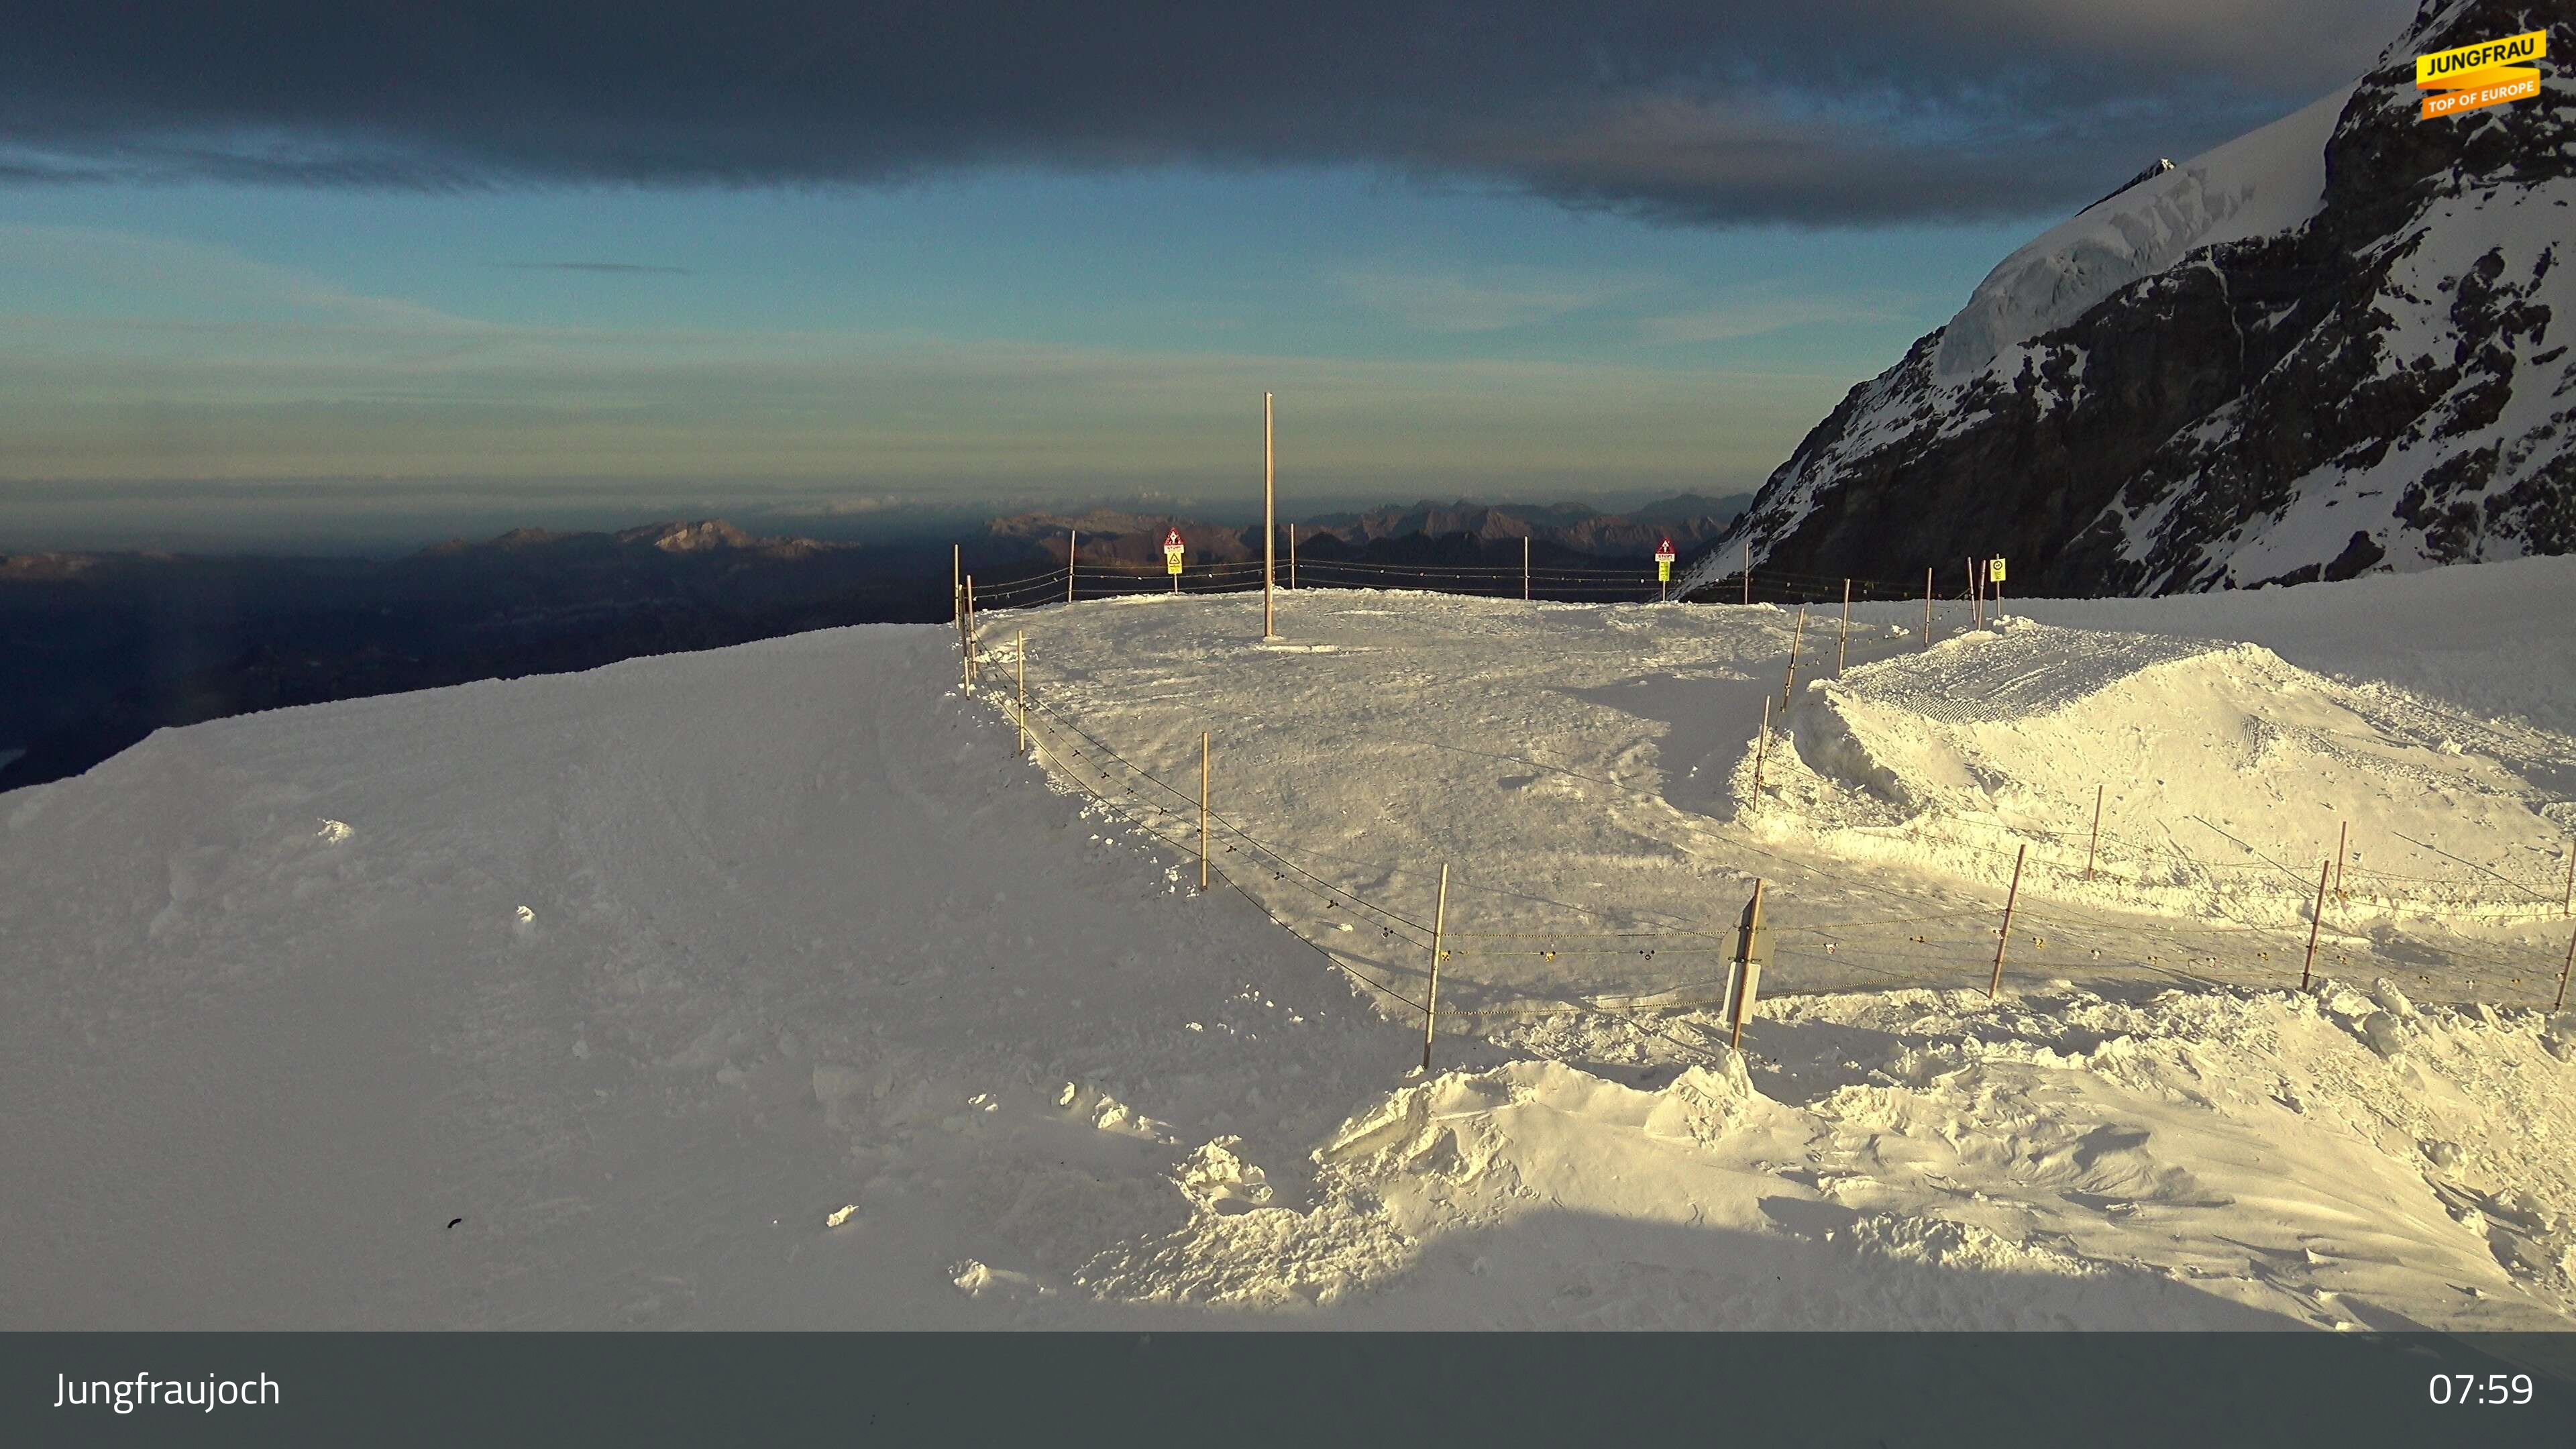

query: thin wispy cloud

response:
[0,227,1846,486]
[1332,266,1653,333]
[498,261,692,276]
[1637,288,1920,345]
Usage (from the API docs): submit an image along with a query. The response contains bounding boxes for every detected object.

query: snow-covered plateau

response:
[6,559,2576,1330]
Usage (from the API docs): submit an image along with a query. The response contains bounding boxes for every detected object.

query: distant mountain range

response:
[989,492,1752,566]
[1,492,1750,790]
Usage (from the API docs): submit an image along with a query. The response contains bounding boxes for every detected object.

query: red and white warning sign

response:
[1163,527,1185,576]
[1654,536,1676,582]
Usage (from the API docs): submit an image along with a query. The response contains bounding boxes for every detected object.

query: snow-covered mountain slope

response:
[1686,0,2573,597]
[7,568,2576,1330]
[1935,85,2351,384]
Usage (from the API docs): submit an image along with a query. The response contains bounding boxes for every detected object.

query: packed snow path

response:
[6,564,2576,1329]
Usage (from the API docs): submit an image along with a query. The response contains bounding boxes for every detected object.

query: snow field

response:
[4,559,2575,1329]
[1000,580,2576,1017]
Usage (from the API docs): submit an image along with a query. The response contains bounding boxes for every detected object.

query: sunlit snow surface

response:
[5,563,2575,1328]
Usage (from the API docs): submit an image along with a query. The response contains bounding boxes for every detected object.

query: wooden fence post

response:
[1729,879,1767,1051]
[1422,863,1450,1072]
[2557,923,2573,1012]
[1838,579,1851,676]
[1783,606,1806,705]
[1199,731,1211,892]
[2334,820,2349,902]
[2085,784,2104,881]
[2301,858,2330,989]
[1988,845,2027,997]
[1752,696,1771,800]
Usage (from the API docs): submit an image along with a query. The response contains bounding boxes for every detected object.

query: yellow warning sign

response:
[1988,557,2007,584]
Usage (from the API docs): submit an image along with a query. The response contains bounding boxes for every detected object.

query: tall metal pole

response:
[1067,528,1077,605]
[1988,845,2027,997]
[1016,631,1026,755]
[1199,732,1211,892]
[1263,392,1279,641]
[1742,542,1751,606]
[1289,523,1297,590]
[1421,863,1450,1073]
[1923,568,1933,647]
[1523,536,1531,600]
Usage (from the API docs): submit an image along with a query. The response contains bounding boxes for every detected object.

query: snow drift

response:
[1745,619,2576,925]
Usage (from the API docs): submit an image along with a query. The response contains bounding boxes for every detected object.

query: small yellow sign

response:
[1988,557,2007,584]
[1658,560,1672,582]
[1165,554,1183,576]
[2416,30,2546,119]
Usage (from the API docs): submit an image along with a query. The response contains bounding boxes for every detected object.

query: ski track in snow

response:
[3,568,2575,1330]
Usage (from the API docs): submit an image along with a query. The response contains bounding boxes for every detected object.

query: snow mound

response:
[1085,986,2576,1330]
[1750,620,2570,924]
[1934,84,2350,381]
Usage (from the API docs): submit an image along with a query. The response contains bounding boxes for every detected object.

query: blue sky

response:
[0,172,2035,547]
[0,1,2414,550]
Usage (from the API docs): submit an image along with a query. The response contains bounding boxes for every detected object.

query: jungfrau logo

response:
[2416,28,2546,119]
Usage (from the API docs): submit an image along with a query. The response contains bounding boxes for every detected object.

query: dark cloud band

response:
[0,1,2417,224]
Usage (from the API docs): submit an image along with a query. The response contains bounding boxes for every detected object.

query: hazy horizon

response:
[0,476,1760,556]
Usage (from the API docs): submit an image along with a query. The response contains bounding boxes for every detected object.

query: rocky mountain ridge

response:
[1686,0,2571,598]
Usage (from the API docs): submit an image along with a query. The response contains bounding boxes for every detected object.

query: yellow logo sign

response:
[2417,30,2546,119]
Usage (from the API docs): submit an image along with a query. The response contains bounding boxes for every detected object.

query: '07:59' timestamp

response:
[2429,1373,2534,1405]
